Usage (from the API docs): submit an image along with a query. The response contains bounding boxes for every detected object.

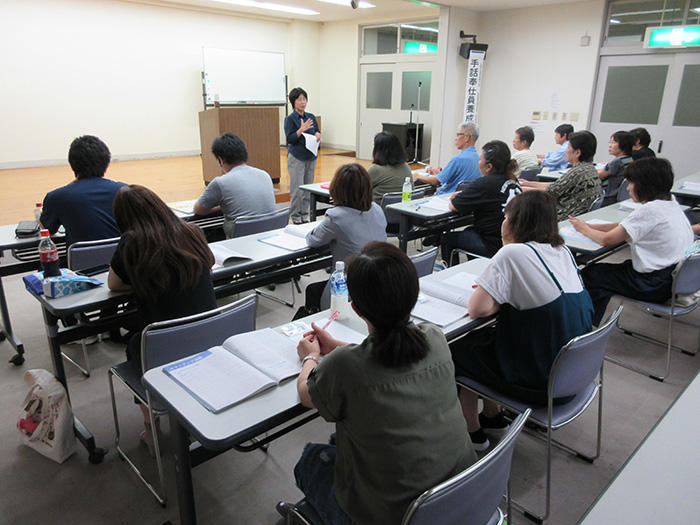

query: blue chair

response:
[616,179,631,202]
[610,250,700,381]
[457,305,623,523]
[588,194,605,212]
[410,247,438,278]
[108,295,257,506]
[402,409,531,525]
[381,189,427,234]
[64,237,120,376]
[519,167,542,181]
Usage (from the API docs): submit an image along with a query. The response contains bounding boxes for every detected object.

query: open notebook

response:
[258,222,318,251]
[210,244,252,269]
[412,272,477,327]
[163,328,301,413]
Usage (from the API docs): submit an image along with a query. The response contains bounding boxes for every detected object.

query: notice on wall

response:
[463,50,485,124]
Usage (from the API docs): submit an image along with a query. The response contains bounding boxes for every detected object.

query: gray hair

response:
[458,122,479,140]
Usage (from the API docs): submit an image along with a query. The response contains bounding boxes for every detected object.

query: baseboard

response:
[0,150,201,170]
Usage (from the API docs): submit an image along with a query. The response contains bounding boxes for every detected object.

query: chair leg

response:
[255,279,296,308]
[108,370,167,507]
[60,340,91,377]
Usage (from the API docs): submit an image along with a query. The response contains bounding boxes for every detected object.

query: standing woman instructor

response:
[285,87,321,224]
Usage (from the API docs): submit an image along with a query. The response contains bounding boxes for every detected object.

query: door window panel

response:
[363,26,398,55]
[366,72,392,109]
[606,0,686,45]
[600,65,668,123]
[401,71,431,111]
[673,64,700,126]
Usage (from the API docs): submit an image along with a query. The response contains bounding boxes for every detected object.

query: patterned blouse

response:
[546,162,602,220]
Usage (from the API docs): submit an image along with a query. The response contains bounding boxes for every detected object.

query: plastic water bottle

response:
[34,202,43,224]
[38,229,61,277]
[402,177,412,202]
[329,261,350,320]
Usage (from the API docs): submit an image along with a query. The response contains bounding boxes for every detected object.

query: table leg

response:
[171,412,197,525]
[398,215,409,253]
[309,194,317,222]
[0,275,25,365]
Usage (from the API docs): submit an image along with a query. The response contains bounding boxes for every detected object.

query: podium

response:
[198,107,280,184]
[382,122,424,162]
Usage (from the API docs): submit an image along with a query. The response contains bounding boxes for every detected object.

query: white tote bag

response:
[17,369,76,464]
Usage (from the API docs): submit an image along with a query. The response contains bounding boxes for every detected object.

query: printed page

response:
[420,196,453,212]
[560,218,613,249]
[325,321,366,345]
[420,274,476,308]
[224,328,301,383]
[284,221,318,238]
[163,347,275,413]
[168,200,197,214]
[210,244,251,269]
[258,233,308,251]
[680,181,700,191]
[302,133,319,156]
[412,294,467,327]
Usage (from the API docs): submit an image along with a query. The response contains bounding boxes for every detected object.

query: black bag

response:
[15,221,40,238]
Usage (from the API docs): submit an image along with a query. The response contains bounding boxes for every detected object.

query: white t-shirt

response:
[620,199,693,273]
[476,242,583,310]
[513,149,539,173]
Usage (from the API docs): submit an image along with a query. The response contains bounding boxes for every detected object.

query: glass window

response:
[600,65,668,124]
[673,64,700,126]
[606,0,686,45]
[688,0,700,23]
[363,26,398,55]
[401,71,431,111]
[366,72,392,109]
[399,21,439,54]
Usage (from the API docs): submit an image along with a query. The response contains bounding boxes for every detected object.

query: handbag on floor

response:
[17,369,76,464]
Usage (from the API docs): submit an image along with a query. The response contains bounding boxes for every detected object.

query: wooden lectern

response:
[198,107,280,184]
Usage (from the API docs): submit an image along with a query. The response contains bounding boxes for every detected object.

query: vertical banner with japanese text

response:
[463,50,485,124]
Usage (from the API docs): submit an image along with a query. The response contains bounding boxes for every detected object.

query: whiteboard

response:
[202,48,286,105]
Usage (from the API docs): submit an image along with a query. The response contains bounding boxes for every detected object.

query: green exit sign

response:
[404,41,437,54]
[644,25,700,48]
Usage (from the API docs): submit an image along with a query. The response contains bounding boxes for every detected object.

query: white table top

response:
[558,200,638,254]
[386,194,454,219]
[299,182,330,197]
[536,169,565,181]
[580,372,700,523]
[671,171,700,199]
[143,258,492,448]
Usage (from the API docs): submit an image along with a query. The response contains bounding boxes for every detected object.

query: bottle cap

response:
[40,229,50,237]
[335,261,345,271]
[36,202,42,207]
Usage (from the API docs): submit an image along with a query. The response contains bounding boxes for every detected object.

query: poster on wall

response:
[463,50,485,123]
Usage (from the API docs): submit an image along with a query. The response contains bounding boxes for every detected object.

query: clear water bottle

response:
[34,202,43,224]
[329,261,350,320]
[402,177,412,202]
[38,229,61,277]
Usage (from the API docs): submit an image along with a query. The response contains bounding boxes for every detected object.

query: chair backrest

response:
[231,208,290,238]
[410,247,438,278]
[588,194,605,212]
[67,237,120,272]
[140,295,257,372]
[616,179,631,202]
[673,251,700,296]
[402,409,531,525]
[519,167,542,181]
[549,305,623,399]
[381,189,426,225]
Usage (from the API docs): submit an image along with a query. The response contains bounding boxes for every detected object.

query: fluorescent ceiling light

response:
[693,7,700,13]
[609,18,621,24]
[316,0,375,8]
[216,0,319,15]
[401,24,439,33]
[613,8,682,16]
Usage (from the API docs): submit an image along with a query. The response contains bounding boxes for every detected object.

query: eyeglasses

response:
[456,132,470,137]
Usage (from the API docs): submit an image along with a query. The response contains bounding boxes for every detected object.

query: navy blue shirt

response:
[40,177,126,246]
[284,111,320,161]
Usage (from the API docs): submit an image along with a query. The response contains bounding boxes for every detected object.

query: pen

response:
[309,310,340,342]
[472,284,478,289]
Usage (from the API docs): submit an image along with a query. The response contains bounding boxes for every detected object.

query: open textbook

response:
[258,221,318,251]
[163,328,301,413]
[559,219,614,250]
[412,272,477,327]
[210,244,252,269]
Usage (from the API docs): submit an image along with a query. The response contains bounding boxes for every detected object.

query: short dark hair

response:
[515,126,535,147]
[372,132,407,166]
[568,131,597,163]
[624,157,673,202]
[68,135,111,179]
[211,133,248,165]
[555,124,574,140]
[630,127,651,148]
[346,241,427,368]
[482,140,517,180]
[611,130,635,156]
[329,163,373,211]
[504,191,564,246]
[288,87,308,107]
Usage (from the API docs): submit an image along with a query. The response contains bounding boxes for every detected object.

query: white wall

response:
[0,0,321,167]
[476,0,605,155]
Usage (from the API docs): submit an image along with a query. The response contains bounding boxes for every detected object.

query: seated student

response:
[512,125,539,174]
[108,185,217,452]
[282,241,477,524]
[521,131,602,220]
[40,135,126,247]
[194,133,276,238]
[413,122,481,195]
[598,130,635,207]
[441,140,522,264]
[571,158,694,326]
[630,127,656,160]
[540,124,574,172]
[451,191,593,450]
[303,164,387,312]
[367,131,413,204]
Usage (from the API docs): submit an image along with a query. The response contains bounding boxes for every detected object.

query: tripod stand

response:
[408,81,427,166]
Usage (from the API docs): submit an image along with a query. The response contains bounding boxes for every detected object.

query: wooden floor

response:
[0,148,371,225]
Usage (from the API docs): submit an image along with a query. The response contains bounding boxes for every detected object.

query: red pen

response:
[309,310,340,342]
[472,284,478,289]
